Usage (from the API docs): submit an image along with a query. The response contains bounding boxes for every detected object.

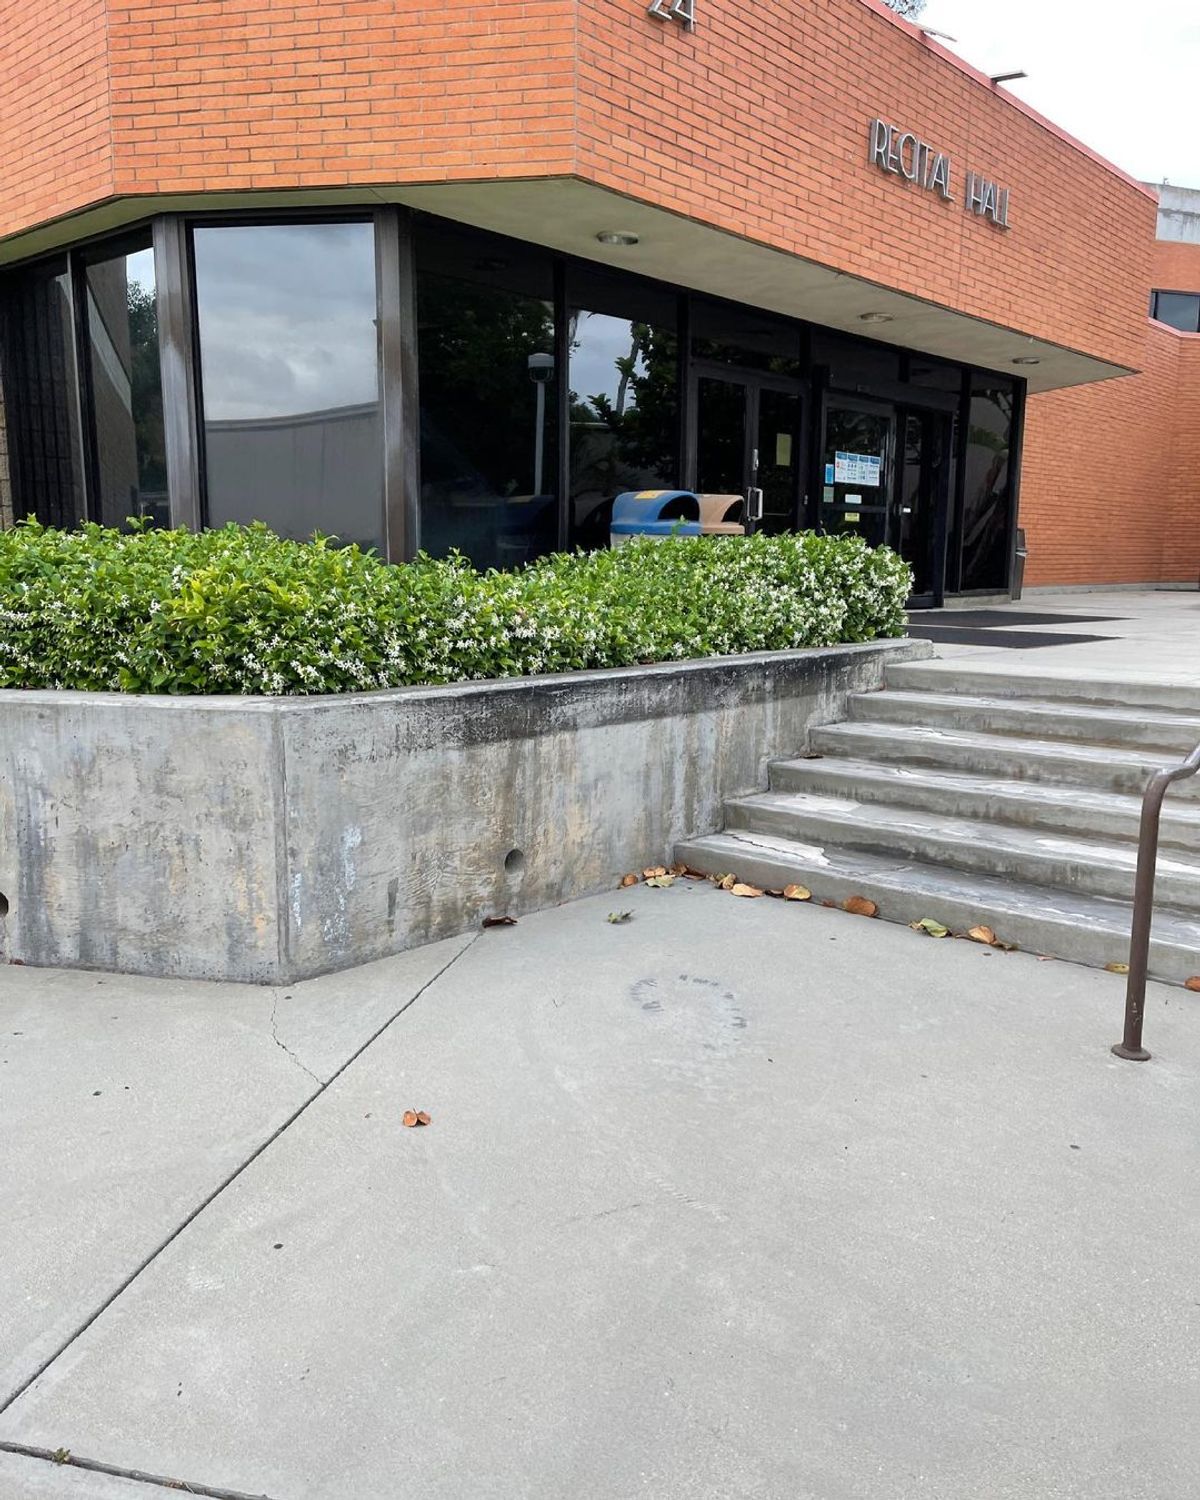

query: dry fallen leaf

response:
[643,866,667,879]
[717,873,737,891]
[843,895,878,918]
[669,862,688,877]
[911,917,950,938]
[619,873,639,889]
[731,882,764,898]
[482,915,517,929]
[783,884,812,902]
[402,1110,431,1128]
[1186,976,1200,992]
[1105,962,1130,974]
[644,874,675,889]
[966,925,997,946]
[607,911,634,924]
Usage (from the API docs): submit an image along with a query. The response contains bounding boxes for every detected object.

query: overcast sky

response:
[916,0,1200,186]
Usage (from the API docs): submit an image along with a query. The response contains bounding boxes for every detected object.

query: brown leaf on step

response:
[402,1109,431,1128]
[1185,977,1200,992]
[619,873,639,888]
[843,896,878,918]
[731,883,764,898]
[783,884,812,902]
[669,862,688,877]
[1105,962,1130,974]
[681,866,708,880]
[643,866,667,879]
[718,873,737,891]
[482,916,517,929]
[416,1111,431,1126]
[644,875,675,888]
[966,925,998,946]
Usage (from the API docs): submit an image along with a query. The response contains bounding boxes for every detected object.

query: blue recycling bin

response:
[609,489,702,547]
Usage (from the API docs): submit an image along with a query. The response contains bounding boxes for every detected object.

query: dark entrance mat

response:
[907,609,1124,628]
[905,625,1109,649]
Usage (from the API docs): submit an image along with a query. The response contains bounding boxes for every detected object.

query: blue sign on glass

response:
[824,463,835,484]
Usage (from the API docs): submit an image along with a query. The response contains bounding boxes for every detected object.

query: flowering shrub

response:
[0,520,911,695]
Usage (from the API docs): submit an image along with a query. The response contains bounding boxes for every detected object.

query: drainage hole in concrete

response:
[0,892,8,918]
[504,848,526,877]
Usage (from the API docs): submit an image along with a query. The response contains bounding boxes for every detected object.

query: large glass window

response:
[812,330,901,392]
[691,298,801,377]
[1150,290,1200,334]
[416,222,557,569]
[0,261,85,527]
[568,268,679,548]
[81,237,167,527]
[193,221,383,551]
[959,375,1016,592]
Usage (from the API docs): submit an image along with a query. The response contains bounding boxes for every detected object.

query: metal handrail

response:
[1112,741,1200,1062]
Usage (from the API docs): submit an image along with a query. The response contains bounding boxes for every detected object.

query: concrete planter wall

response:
[0,639,927,982]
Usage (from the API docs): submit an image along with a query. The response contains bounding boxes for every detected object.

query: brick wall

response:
[0,0,114,240]
[575,0,1154,371]
[0,0,1153,375]
[1022,325,1200,587]
[1151,240,1200,294]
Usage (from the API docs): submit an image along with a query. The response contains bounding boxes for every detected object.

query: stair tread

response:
[814,719,1191,770]
[678,830,1200,949]
[771,755,1200,823]
[723,789,1200,878]
[859,688,1200,731]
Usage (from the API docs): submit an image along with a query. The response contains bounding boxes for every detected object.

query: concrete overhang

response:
[0,176,1134,393]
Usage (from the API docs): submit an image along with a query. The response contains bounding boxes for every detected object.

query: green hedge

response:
[0,520,911,695]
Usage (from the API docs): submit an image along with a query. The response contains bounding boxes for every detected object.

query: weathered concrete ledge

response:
[0,639,929,982]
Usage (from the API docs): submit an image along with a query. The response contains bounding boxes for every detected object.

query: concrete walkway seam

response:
[0,933,480,1430]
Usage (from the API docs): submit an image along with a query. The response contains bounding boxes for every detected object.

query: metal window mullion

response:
[376,206,420,562]
[152,215,202,531]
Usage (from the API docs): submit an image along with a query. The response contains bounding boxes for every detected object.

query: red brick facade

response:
[0,0,1195,589]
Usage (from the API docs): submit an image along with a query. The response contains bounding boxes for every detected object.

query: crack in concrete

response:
[0,931,481,1435]
[0,1440,275,1499]
[267,990,323,1087]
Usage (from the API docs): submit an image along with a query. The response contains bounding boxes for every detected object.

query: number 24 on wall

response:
[647,0,695,30]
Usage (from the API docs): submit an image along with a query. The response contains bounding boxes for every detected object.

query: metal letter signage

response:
[868,118,1010,230]
[648,0,695,30]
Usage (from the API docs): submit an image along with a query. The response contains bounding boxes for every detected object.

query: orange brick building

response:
[0,0,1195,599]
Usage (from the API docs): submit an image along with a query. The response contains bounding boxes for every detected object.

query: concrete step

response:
[848,689,1200,754]
[809,721,1200,801]
[674,829,1200,984]
[768,756,1200,851]
[721,791,1200,912]
[886,660,1200,715]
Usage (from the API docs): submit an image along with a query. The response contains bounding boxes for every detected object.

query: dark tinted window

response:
[0,262,85,527]
[416,221,558,569]
[193,222,383,550]
[81,238,167,527]
[959,375,1015,591]
[691,298,801,376]
[569,267,678,548]
[812,331,902,391]
[1151,291,1200,333]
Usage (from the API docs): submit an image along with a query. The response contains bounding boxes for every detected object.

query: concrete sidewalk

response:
[3,879,1199,1499]
[922,587,1200,685]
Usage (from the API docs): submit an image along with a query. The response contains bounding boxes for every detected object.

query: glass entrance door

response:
[695,372,801,532]
[821,401,892,547]
[892,407,949,605]
[822,399,949,605]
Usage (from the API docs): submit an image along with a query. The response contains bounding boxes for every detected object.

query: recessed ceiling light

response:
[1012,356,1041,366]
[596,230,639,247]
[859,311,894,324]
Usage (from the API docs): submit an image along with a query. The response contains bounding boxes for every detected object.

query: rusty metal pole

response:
[1112,744,1200,1063]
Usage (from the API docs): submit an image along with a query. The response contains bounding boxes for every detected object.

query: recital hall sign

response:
[868,118,1011,229]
